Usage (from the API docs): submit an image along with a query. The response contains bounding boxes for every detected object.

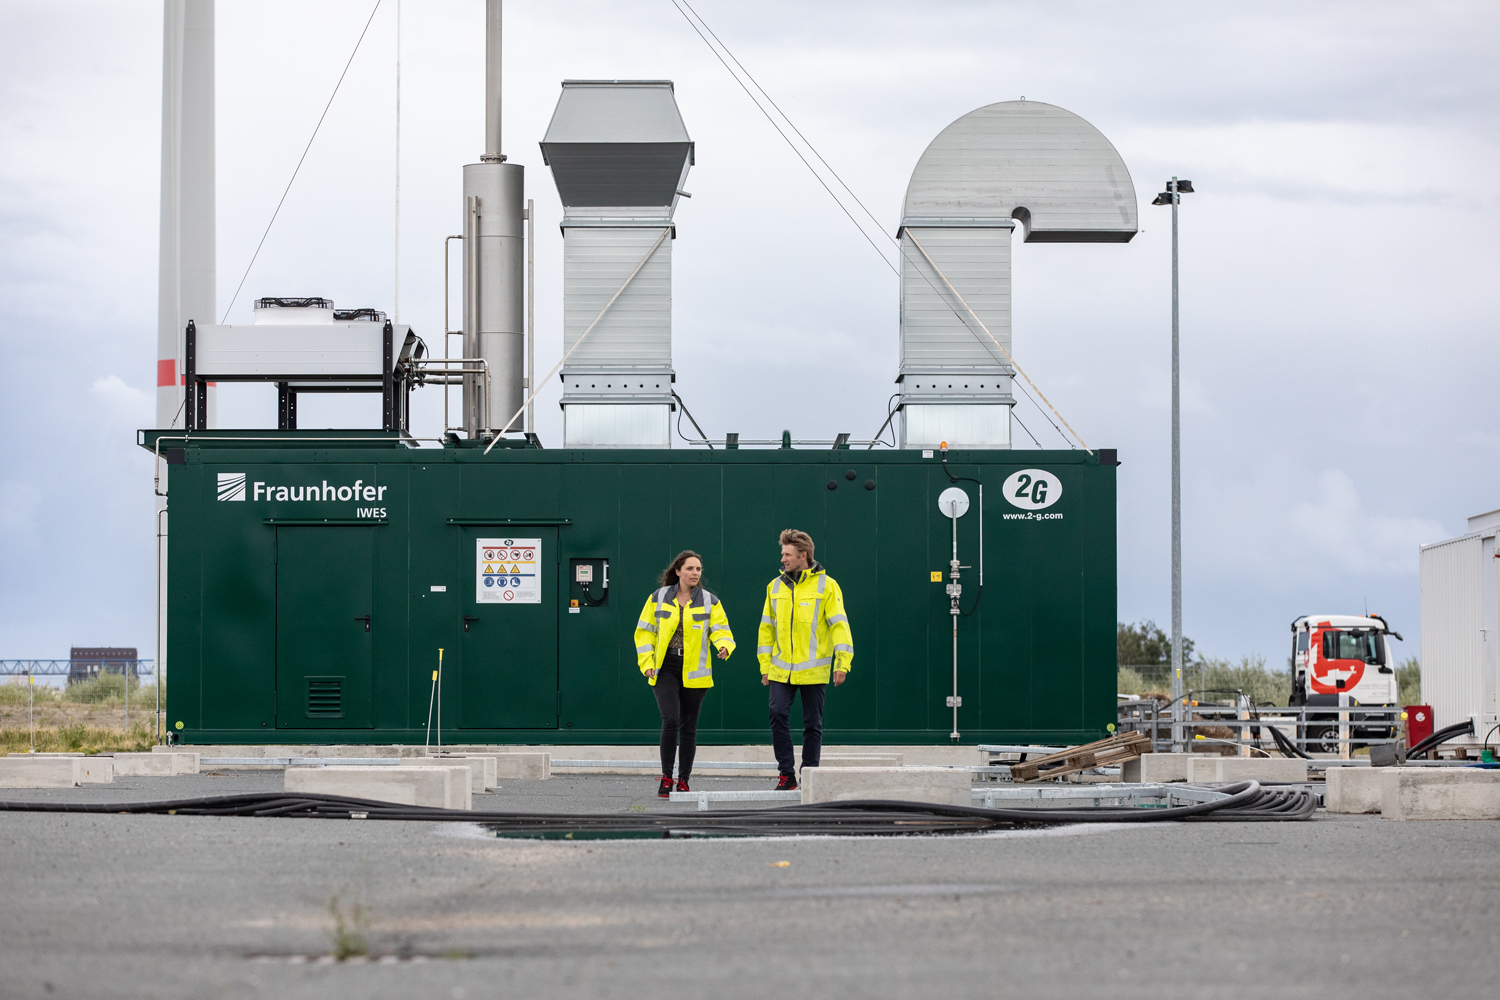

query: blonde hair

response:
[779,529,815,562]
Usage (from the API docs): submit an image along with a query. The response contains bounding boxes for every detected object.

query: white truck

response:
[1289,614,1403,752]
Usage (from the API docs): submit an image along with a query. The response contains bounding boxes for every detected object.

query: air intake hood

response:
[541,81,693,221]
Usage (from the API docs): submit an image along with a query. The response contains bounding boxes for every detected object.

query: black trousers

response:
[653,652,707,779]
[768,680,825,776]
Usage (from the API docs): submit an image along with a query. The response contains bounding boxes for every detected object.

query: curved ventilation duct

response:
[542,80,693,448]
[897,100,1137,449]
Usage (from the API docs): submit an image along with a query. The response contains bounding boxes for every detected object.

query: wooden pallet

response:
[1007,731,1152,783]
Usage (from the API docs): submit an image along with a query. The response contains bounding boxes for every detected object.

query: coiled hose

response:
[1404,719,1474,760]
[0,780,1316,834]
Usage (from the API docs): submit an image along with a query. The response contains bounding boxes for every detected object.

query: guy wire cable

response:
[668,0,1092,453]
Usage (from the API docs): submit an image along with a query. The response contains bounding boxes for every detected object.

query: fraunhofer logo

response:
[217,472,246,502]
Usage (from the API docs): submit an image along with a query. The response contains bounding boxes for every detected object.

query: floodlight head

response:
[1153,179,1195,205]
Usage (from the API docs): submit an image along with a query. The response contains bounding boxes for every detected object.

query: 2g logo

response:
[1002,469,1062,510]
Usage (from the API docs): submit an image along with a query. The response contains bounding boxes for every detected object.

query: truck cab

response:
[1290,614,1403,751]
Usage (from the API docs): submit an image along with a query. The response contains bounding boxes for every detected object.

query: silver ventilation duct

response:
[461,0,525,437]
[541,80,693,448]
[897,100,1137,449]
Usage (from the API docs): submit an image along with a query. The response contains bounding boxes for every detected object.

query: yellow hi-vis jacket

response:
[634,586,735,688]
[757,563,853,685]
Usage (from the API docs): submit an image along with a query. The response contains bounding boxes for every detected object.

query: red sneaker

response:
[676,778,691,793]
[775,773,798,791]
[658,775,673,798]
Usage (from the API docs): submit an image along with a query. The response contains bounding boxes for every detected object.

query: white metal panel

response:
[563,404,670,448]
[900,227,1012,371]
[900,404,1012,450]
[562,228,672,371]
[1484,535,1498,733]
[902,101,1137,240]
[1420,533,1486,735]
[543,81,689,144]
[195,325,383,377]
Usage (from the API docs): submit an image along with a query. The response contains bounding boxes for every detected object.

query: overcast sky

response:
[1,0,1496,673]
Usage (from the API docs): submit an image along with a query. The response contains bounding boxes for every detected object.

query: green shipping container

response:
[142,432,1117,746]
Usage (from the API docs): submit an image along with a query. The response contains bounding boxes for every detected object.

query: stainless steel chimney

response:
[461,0,525,436]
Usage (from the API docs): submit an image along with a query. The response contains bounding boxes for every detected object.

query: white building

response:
[1419,507,1500,747]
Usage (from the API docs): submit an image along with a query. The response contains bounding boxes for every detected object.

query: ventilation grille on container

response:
[306,677,343,718]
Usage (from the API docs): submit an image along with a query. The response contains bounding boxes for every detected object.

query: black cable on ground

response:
[0,781,1316,833]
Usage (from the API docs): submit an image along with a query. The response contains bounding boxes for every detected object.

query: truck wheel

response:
[1311,726,1341,755]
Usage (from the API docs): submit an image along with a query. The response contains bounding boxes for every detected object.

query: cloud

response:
[1287,470,1447,575]
[1201,468,1446,583]
[90,374,150,423]
[0,480,42,534]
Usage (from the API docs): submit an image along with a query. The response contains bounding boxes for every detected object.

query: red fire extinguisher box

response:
[1405,705,1433,749]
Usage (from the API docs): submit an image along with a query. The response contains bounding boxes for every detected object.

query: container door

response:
[458,529,559,729]
[275,526,375,729]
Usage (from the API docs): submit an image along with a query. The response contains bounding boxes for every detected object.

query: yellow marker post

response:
[426,649,445,756]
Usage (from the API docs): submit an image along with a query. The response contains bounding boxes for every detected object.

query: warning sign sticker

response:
[477,537,541,604]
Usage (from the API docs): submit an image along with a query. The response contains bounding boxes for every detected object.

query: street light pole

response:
[1170,177,1182,751]
[1153,177,1193,751]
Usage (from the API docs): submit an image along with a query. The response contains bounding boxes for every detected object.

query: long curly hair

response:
[659,550,704,588]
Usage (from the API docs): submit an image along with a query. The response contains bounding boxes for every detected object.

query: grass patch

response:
[0,677,164,709]
[0,721,158,755]
[327,886,371,961]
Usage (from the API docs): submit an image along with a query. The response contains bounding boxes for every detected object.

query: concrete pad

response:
[1325,766,1418,814]
[1381,767,1500,821]
[486,753,551,780]
[6,754,114,782]
[284,765,471,810]
[800,767,971,807]
[0,757,87,787]
[401,756,496,791]
[7,752,85,756]
[76,758,113,783]
[1187,756,1308,783]
[817,754,904,768]
[111,753,200,776]
[1121,753,1213,783]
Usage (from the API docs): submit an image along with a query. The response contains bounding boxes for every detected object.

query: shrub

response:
[0,680,61,706]
[1396,657,1421,707]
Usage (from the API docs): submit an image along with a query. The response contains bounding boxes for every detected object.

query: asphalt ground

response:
[2,772,1498,999]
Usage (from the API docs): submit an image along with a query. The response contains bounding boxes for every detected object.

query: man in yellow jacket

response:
[757,528,853,790]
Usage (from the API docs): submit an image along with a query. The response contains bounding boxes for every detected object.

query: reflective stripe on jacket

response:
[756,562,853,685]
[634,585,735,688]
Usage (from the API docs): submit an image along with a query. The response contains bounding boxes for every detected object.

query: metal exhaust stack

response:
[461,0,525,437]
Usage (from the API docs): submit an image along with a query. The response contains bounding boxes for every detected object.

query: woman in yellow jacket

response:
[634,550,735,798]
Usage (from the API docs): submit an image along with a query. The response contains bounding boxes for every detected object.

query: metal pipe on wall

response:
[526,197,535,436]
[483,0,503,163]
